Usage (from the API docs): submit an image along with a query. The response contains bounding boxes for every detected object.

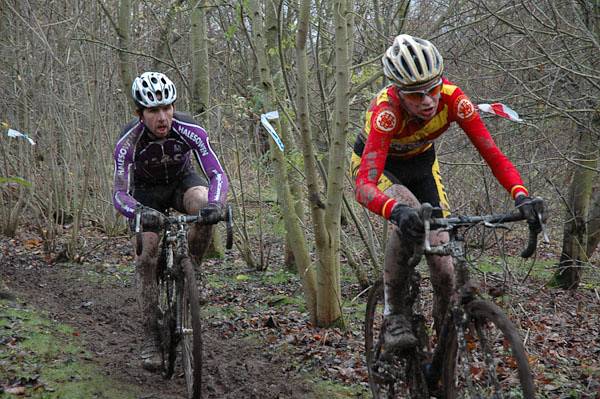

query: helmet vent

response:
[401,57,413,79]
[131,72,178,108]
[422,50,431,71]
[408,46,423,75]
[381,34,444,87]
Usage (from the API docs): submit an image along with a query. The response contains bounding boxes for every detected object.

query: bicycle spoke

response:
[157,269,178,378]
[181,258,203,399]
[444,300,535,399]
[181,292,194,398]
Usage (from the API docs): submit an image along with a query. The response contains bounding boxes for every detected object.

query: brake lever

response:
[483,221,511,230]
[225,204,234,250]
[539,212,549,243]
[135,206,143,256]
[421,203,433,252]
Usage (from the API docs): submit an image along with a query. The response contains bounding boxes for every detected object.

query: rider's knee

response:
[183,186,208,214]
[383,184,420,208]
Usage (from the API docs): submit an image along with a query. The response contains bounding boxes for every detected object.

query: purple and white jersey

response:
[112,111,228,219]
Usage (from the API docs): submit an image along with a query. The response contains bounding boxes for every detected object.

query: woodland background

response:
[1,0,599,327]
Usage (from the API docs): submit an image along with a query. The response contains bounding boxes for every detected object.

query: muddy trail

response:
[2,226,600,398]
[0,230,315,399]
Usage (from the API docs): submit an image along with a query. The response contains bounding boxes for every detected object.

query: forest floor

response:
[1,223,600,398]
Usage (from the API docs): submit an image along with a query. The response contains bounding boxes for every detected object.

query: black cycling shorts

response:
[130,172,207,231]
[351,145,450,218]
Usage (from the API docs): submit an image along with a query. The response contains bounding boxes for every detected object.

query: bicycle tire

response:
[442,299,535,399]
[365,279,429,399]
[157,258,178,378]
[181,258,203,399]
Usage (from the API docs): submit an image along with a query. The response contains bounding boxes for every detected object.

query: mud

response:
[1,233,314,399]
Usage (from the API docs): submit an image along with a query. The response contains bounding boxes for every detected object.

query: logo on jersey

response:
[178,126,209,156]
[116,143,131,176]
[375,109,397,132]
[455,95,475,121]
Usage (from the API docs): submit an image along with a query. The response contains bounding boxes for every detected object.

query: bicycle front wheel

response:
[443,299,535,399]
[181,258,203,399]
[365,279,429,399]
[157,258,177,378]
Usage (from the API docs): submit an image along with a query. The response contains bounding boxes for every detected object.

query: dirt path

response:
[2,228,600,398]
[1,232,314,399]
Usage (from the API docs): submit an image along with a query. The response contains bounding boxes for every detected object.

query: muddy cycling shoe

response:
[140,342,163,372]
[382,314,417,354]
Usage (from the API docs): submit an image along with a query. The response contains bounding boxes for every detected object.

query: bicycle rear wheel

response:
[443,299,535,399]
[180,258,203,399]
[365,279,429,399]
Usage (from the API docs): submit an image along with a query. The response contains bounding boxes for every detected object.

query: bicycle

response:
[134,205,233,399]
[365,201,545,398]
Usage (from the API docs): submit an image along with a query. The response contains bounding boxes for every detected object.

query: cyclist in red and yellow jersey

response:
[352,34,544,352]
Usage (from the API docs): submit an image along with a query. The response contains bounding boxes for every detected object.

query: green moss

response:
[313,378,369,398]
[0,300,140,399]
[260,269,296,285]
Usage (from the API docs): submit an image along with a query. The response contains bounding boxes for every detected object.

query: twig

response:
[73,38,176,69]
[351,284,373,303]
[523,327,530,346]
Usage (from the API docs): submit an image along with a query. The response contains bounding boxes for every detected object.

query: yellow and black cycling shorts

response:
[350,144,450,218]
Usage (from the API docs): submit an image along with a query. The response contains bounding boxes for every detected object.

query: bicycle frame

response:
[161,219,192,336]
[365,201,544,399]
[420,203,535,389]
[134,206,233,399]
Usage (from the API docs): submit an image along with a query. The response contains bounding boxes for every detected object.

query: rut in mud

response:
[1,231,315,399]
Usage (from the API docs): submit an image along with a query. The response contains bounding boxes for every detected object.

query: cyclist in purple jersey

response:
[112,72,229,372]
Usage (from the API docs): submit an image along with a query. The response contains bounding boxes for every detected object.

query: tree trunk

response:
[191,0,210,116]
[247,0,317,323]
[117,0,134,104]
[315,0,353,326]
[554,0,600,288]
[585,187,600,259]
[554,122,598,289]
[152,0,185,71]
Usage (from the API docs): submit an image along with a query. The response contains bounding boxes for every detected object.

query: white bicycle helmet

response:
[382,35,444,88]
[131,72,177,108]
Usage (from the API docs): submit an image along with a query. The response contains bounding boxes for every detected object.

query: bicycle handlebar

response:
[421,202,544,258]
[134,204,234,256]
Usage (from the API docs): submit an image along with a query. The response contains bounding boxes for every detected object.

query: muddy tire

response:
[181,258,203,399]
[442,299,535,399]
[157,258,178,378]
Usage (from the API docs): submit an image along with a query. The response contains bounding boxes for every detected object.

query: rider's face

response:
[397,83,442,121]
[141,104,174,138]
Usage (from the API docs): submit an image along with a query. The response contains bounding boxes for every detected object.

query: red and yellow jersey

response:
[354,78,528,219]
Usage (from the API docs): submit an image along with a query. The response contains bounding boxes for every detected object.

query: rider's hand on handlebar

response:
[515,195,545,233]
[200,203,223,225]
[389,204,425,243]
[140,207,165,228]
